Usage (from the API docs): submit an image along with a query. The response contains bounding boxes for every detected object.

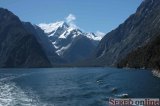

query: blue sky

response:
[0,0,142,34]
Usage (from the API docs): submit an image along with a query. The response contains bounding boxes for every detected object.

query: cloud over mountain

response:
[65,14,78,29]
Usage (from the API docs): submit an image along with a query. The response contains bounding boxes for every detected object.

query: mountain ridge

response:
[93,0,160,66]
[38,21,103,63]
[0,8,52,67]
[118,33,160,70]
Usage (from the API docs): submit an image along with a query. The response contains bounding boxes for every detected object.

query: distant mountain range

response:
[0,8,103,67]
[0,0,160,69]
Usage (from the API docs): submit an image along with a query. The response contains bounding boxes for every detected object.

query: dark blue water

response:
[0,68,160,106]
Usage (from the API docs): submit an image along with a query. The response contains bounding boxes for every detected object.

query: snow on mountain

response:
[38,21,104,62]
[38,21,104,41]
[58,27,82,39]
[39,21,69,37]
[39,21,65,33]
[85,32,103,41]
[56,44,71,56]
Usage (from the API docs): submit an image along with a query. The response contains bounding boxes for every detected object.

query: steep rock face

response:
[22,22,65,65]
[62,35,97,62]
[95,0,160,66]
[118,34,160,70]
[0,8,51,67]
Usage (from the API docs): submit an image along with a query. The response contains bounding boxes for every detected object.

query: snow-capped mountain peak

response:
[38,21,104,41]
[85,32,103,41]
[37,20,104,62]
[38,21,69,36]
[39,21,83,39]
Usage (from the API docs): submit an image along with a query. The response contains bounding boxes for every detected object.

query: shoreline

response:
[152,70,160,78]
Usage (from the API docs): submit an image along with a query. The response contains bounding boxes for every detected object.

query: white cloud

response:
[65,14,78,29]
[66,14,76,23]
[95,31,105,37]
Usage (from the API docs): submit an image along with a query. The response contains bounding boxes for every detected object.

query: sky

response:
[0,0,142,34]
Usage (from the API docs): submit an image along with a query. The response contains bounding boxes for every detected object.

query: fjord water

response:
[0,68,160,106]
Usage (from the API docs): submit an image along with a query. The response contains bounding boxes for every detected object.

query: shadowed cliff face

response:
[0,8,51,67]
[22,22,66,65]
[62,35,97,62]
[118,34,160,70]
[94,0,160,66]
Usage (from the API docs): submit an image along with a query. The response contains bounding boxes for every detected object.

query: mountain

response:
[22,22,65,65]
[0,8,60,67]
[94,0,160,66]
[38,22,103,63]
[117,34,160,70]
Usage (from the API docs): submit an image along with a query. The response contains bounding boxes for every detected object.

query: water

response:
[0,68,160,106]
